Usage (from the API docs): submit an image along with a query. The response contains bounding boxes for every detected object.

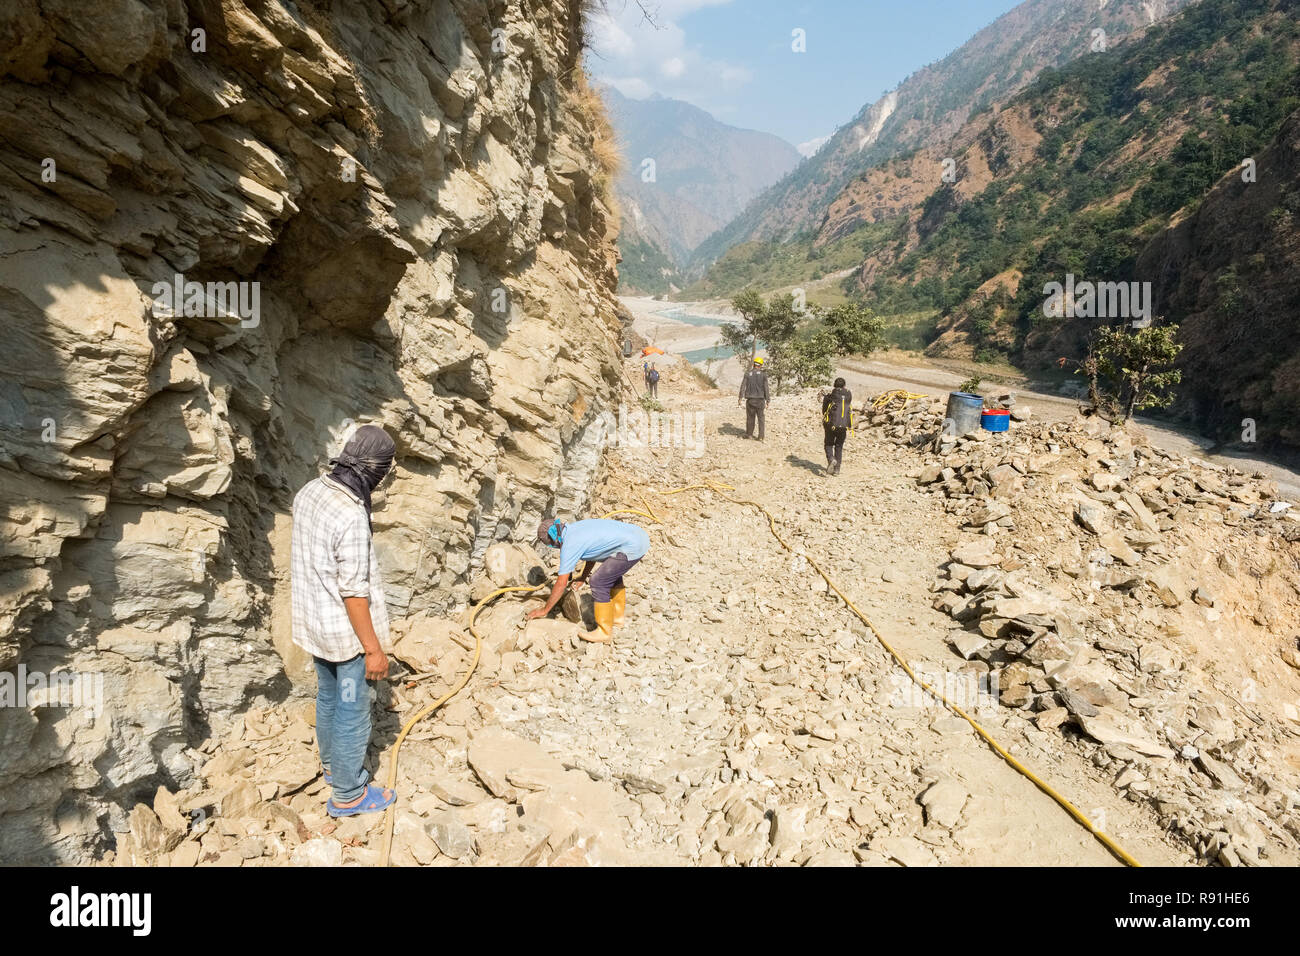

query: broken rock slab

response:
[1195,753,1246,792]
[919,779,968,829]
[467,726,569,799]
[475,821,552,866]
[390,616,473,672]
[805,848,858,867]
[949,632,989,661]
[875,835,938,867]
[517,618,578,653]
[1074,502,1112,535]
[127,804,185,860]
[1075,712,1174,758]
[950,542,1002,568]
[429,777,485,807]
[427,809,477,860]
[290,838,343,867]
[518,771,635,863]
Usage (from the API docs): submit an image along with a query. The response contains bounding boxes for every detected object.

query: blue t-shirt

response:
[558,519,650,575]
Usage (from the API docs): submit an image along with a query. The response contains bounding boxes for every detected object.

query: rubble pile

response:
[105,389,1299,868]
[108,544,669,868]
[108,519,972,868]
[862,393,1300,866]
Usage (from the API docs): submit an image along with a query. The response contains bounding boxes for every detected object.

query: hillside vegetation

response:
[689,0,1196,269]
[689,0,1300,449]
[853,0,1300,445]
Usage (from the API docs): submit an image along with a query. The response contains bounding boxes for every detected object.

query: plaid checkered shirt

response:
[290,475,390,662]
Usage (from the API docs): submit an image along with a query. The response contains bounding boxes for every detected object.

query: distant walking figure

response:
[647,363,660,399]
[738,356,770,440]
[822,377,852,476]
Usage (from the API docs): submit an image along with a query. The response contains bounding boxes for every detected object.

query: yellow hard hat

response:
[753,356,765,366]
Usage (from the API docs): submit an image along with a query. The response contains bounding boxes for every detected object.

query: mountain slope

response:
[838,0,1299,445]
[603,87,801,292]
[690,0,1197,271]
[1138,106,1300,446]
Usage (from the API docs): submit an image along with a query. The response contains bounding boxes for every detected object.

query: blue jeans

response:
[313,654,372,803]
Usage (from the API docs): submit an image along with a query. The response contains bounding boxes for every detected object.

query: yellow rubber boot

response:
[610,585,627,627]
[582,602,614,644]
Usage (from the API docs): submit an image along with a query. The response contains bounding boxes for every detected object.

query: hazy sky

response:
[588,0,1024,151]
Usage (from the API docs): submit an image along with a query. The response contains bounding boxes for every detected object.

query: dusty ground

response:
[113,348,1299,868]
[514,383,1195,865]
[623,296,1300,499]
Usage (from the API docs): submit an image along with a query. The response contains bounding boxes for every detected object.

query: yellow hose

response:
[376,483,1141,868]
[659,479,1141,867]
[378,583,540,866]
[872,388,929,408]
[377,504,653,865]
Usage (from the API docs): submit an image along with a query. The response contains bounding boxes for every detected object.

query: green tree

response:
[721,290,800,361]
[1095,322,1183,423]
[820,302,885,357]
[767,330,837,393]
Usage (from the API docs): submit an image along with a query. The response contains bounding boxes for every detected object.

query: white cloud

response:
[660,56,686,78]
[797,134,831,158]
[588,0,748,112]
[595,17,637,60]
[718,64,751,88]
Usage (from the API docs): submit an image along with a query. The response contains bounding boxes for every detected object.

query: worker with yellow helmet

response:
[738,355,771,440]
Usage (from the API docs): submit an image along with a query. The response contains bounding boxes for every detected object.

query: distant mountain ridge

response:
[602,87,802,294]
[690,0,1199,270]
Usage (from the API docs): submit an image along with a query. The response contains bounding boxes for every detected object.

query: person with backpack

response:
[821,377,852,475]
[647,363,660,398]
[738,356,770,440]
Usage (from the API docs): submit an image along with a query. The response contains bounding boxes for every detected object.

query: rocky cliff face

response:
[0,0,622,863]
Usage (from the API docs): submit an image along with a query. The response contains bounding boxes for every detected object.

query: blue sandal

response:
[326,783,396,817]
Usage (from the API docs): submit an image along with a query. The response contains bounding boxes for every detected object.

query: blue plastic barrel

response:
[981,409,1011,432]
[943,391,984,437]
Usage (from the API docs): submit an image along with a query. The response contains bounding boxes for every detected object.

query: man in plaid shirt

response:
[291,424,397,817]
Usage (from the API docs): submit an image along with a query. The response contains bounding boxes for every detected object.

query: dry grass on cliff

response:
[567,2,623,187]
[571,67,623,228]
[573,70,621,177]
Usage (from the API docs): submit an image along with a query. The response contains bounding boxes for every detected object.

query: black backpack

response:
[649,369,660,384]
[824,388,852,428]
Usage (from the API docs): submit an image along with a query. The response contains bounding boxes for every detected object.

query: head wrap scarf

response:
[328,424,396,524]
[537,517,563,546]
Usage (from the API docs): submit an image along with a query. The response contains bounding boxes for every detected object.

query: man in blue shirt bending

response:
[527,517,651,643]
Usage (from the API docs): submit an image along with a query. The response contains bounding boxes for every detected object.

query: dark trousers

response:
[824,425,846,466]
[648,381,658,398]
[745,399,766,439]
[587,552,641,603]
